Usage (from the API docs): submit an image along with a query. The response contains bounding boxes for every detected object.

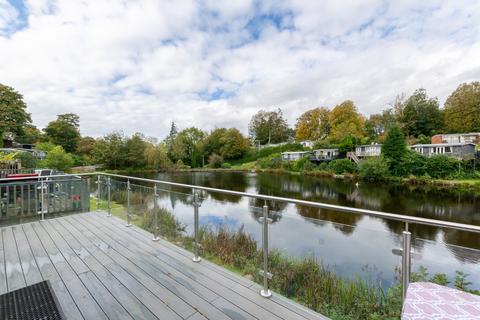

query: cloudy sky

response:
[1,0,479,139]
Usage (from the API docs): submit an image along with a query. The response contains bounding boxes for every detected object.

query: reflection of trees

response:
[443,229,480,263]
[295,205,362,235]
[248,204,283,224]
[382,220,439,249]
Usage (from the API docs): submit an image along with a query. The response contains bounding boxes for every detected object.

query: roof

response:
[313,148,338,151]
[410,143,476,147]
[356,144,382,148]
[434,132,480,137]
[281,151,311,154]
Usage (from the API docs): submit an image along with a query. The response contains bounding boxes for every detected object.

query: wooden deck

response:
[0,211,328,320]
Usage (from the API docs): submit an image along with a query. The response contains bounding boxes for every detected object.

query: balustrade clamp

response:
[126,180,132,227]
[152,184,160,241]
[192,191,202,262]
[107,177,112,217]
[259,205,273,298]
[96,175,101,211]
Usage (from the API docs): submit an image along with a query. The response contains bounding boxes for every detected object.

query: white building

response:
[281,151,312,161]
[432,133,480,145]
[355,144,382,157]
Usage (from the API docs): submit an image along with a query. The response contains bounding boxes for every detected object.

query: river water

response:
[132,171,480,290]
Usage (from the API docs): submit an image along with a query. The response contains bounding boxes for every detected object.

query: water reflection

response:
[134,171,480,289]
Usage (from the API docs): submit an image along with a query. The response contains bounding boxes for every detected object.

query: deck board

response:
[0,212,329,320]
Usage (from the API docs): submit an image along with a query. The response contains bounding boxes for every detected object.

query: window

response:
[445,147,451,153]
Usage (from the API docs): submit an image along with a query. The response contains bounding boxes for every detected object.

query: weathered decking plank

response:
[11,225,42,286]
[31,221,109,320]
[70,214,237,320]
[1,212,328,320]
[3,225,26,291]
[39,221,133,320]
[21,223,84,320]
[49,218,159,320]
[55,217,182,320]
[87,212,325,320]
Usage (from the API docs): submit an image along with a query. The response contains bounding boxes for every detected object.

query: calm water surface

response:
[133,171,480,289]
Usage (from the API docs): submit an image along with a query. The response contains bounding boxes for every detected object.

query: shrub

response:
[327,159,357,174]
[256,153,282,169]
[141,207,185,239]
[425,155,460,179]
[208,153,223,168]
[40,145,74,171]
[15,152,37,168]
[292,156,313,172]
[394,150,427,177]
[358,157,390,181]
[221,162,232,169]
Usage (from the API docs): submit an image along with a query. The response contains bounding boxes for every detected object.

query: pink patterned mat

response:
[402,282,480,320]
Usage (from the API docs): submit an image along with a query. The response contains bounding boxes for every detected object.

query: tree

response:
[219,128,249,159]
[169,127,205,167]
[249,109,291,145]
[92,132,126,169]
[443,82,480,133]
[0,84,32,140]
[399,89,443,137]
[144,143,171,169]
[382,126,407,169]
[16,124,44,144]
[44,113,81,153]
[365,109,398,141]
[76,136,97,156]
[328,101,365,143]
[125,133,147,168]
[295,107,330,142]
[166,121,178,159]
[41,146,74,171]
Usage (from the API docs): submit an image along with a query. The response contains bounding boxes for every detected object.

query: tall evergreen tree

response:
[382,126,407,170]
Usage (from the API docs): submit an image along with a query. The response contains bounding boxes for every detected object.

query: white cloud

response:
[0,0,18,33]
[0,0,479,138]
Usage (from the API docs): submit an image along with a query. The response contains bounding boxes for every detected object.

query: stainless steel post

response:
[97,175,101,210]
[126,180,132,227]
[107,177,111,217]
[152,184,159,241]
[402,230,412,301]
[260,204,272,298]
[40,180,45,221]
[192,191,201,262]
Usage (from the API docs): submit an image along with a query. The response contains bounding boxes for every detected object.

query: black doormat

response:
[0,280,65,320]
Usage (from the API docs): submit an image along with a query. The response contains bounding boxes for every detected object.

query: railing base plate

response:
[192,256,202,263]
[152,236,160,242]
[260,289,272,298]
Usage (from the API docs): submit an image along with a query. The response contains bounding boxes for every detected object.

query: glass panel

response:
[412,235,480,292]
[269,203,403,318]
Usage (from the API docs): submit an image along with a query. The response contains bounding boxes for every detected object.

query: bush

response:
[292,156,313,172]
[358,157,390,181]
[15,152,37,168]
[141,207,185,239]
[327,159,357,174]
[425,155,460,179]
[208,153,223,168]
[40,146,74,171]
[256,153,282,169]
[221,162,232,169]
[394,150,427,177]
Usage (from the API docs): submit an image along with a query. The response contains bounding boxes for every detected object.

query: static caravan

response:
[355,144,382,157]
[281,151,312,161]
[410,143,476,160]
